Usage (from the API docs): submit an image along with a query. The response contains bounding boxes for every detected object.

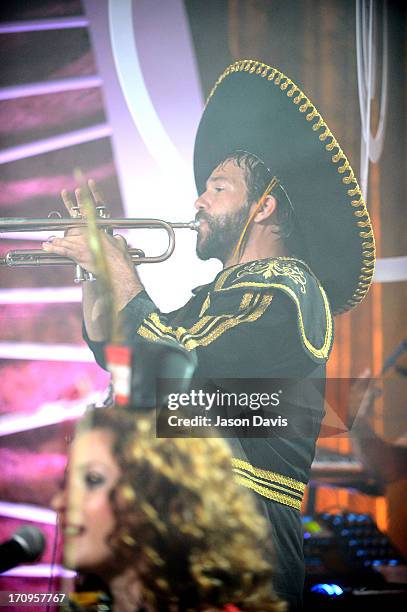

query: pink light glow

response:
[0,123,112,165]
[2,564,75,578]
[0,240,41,256]
[0,75,102,101]
[0,342,94,362]
[0,450,67,505]
[0,361,109,416]
[0,17,88,34]
[0,502,56,525]
[50,49,97,80]
[0,287,81,304]
[0,162,114,206]
[0,85,103,135]
[0,391,106,435]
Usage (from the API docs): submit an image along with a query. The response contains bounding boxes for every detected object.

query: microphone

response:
[0,526,45,574]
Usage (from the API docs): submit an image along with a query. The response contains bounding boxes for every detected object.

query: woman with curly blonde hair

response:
[52,407,285,611]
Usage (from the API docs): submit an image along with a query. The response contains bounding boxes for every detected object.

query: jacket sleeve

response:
[83,290,157,369]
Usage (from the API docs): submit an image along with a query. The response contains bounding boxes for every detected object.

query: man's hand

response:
[42,184,130,277]
[45,182,145,340]
[42,222,133,278]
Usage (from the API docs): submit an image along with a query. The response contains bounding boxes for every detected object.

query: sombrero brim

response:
[193,60,375,314]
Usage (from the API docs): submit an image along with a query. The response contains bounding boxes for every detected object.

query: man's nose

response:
[194,193,208,211]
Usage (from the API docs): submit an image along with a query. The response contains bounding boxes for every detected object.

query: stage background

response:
[0,0,406,597]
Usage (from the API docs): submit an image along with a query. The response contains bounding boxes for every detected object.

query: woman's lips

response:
[63,525,85,537]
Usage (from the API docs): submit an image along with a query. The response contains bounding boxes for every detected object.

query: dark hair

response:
[76,407,286,612]
[220,151,308,261]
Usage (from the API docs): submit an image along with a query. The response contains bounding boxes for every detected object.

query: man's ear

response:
[252,195,277,223]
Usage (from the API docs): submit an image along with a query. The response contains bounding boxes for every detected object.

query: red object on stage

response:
[104,344,132,407]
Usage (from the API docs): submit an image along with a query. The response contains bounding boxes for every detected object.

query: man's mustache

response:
[195,211,212,225]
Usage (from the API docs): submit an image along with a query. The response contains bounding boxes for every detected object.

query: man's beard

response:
[196,204,251,263]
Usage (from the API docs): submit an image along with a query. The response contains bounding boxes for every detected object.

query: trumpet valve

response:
[74,264,95,283]
[96,204,110,219]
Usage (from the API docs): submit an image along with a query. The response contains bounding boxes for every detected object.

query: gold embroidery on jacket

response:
[231,458,306,492]
[239,292,253,310]
[137,257,333,359]
[137,294,273,350]
[231,458,305,510]
[213,258,332,360]
[234,475,303,510]
[146,294,259,341]
[236,260,307,294]
[199,293,211,317]
[233,468,303,499]
[214,256,309,291]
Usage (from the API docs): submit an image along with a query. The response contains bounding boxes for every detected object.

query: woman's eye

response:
[84,472,105,488]
[215,187,224,192]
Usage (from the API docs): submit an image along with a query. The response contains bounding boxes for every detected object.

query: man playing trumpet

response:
[42,60,375,609]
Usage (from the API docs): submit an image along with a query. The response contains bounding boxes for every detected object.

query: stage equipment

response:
[310,446,380,494]
[0,525,45,574]
[303,512,407,610]
[0,212,199,282]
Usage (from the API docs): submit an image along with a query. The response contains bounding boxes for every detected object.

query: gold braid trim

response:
[143,293,259,342]
[137,294,273,350]
[234,475,303,510]
[199,293,211,317]
[206,60,376,314]
[213,259,333,360]
[233,468,303,500]
[239,291,253,309]
[231,458,306,492]
[214,256,310,292]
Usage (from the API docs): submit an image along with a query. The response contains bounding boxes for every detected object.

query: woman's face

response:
[52,428,121,576]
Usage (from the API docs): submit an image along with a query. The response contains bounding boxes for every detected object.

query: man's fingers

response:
[41,238,95,274]
[74,187,88,218]
[88,179,104,205]
[76,185,106,219]
[61,180,110,226]
[42,235,91,263]
[63,227,86,237]
[114,234,128,250]
[45,236,84,247]
[42,240,74,258]
[42,235,88,254]
[61,189,80,218]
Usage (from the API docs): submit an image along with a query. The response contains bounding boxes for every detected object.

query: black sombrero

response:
[193,59,375,315]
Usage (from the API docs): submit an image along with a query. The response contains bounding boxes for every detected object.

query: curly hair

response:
[77,407,286,612]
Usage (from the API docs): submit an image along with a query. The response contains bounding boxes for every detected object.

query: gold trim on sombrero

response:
[206,59,376,314]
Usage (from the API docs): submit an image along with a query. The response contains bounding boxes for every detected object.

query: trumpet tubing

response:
[1,247,147,266]
[0,217,199,269]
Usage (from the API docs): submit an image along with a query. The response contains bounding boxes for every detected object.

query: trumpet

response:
[0,213,199,282]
